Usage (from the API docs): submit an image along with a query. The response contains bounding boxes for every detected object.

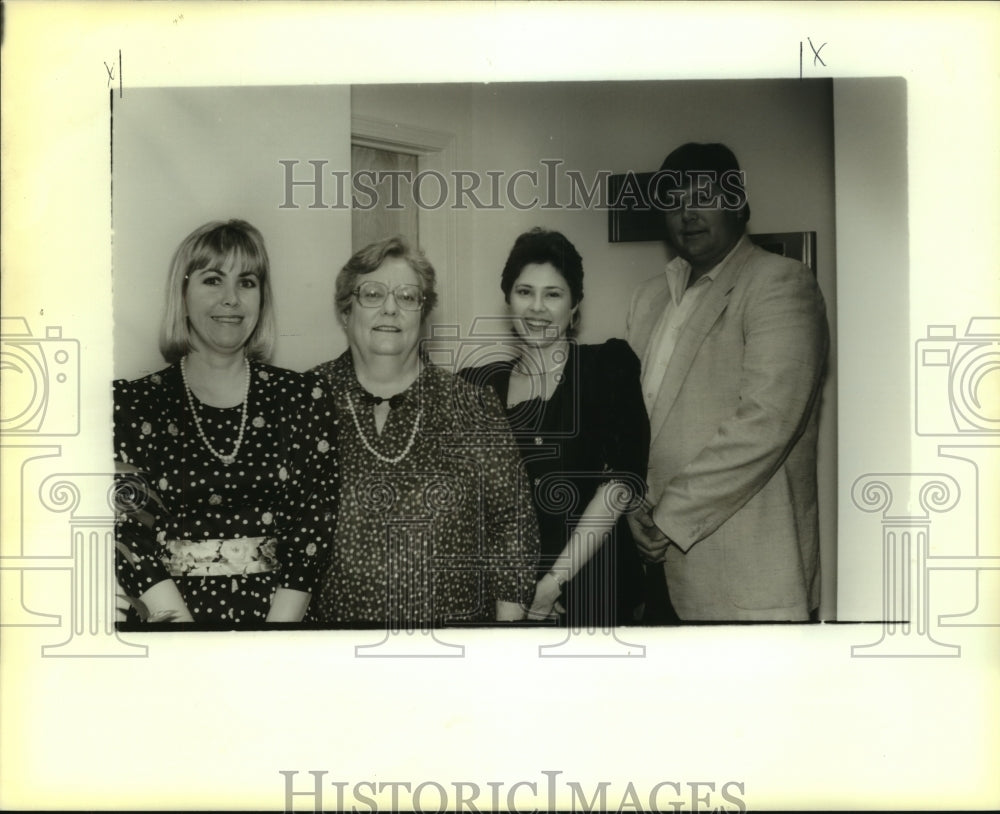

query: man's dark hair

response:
[655,142,751,224]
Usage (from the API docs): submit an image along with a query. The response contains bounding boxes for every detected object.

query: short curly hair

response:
[334,235,438,322]
[499,227,584,307]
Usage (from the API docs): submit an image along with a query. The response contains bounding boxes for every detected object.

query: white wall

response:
[112,85,352,379]
[833,78,910,620]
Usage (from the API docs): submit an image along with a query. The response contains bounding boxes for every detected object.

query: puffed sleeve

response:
[457,378,539,610]
[271,371,338,594]
[112,378,173,598]
[595,339,650,503]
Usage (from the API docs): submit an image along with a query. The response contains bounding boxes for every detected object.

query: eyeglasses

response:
[352,281,424,311]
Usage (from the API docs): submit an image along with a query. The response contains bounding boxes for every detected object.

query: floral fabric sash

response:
[161,536,278,577]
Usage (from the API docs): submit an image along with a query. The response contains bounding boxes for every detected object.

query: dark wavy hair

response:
[499,227,584,308]
[654,142,751,226]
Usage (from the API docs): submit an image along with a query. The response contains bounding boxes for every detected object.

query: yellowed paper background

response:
[2,2,998,810]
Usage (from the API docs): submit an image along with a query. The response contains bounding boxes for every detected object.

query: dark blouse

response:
[309,351,540,627]
[460,339,650,627]
[113,361,338,625]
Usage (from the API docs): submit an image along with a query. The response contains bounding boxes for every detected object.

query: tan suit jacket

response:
[627,236,829,620]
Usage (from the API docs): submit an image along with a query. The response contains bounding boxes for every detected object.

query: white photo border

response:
[2,2,998,811]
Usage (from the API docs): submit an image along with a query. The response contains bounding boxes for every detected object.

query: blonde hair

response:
[158,219,277,363]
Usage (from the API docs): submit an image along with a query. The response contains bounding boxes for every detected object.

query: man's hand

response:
[628,504,672,563]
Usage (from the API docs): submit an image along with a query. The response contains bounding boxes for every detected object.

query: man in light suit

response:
[626,143,829,621]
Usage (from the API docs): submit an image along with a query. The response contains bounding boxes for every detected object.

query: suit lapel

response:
[648,237,754,445]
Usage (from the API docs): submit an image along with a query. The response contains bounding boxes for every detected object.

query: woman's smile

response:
[344,257,422,361]
[508,262,577,347]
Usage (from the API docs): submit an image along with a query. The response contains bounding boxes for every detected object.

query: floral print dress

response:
[113,361,337,625]
[308,351,539,627]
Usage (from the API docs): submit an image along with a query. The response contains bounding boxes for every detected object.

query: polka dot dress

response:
[307,351,539,627]
[113,361,337,624]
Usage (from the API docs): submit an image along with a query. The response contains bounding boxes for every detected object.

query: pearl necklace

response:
[346,392,422,465]
[180,355,251,466]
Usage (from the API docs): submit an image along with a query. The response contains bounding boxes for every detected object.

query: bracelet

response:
[546,571,567,590]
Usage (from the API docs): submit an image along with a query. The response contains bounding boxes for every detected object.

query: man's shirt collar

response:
[663,235,746,306]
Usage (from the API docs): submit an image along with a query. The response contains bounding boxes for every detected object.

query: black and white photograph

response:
[1,2,997,811]
[111,79,842,630]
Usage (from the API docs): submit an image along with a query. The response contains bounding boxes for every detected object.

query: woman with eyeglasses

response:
[308,235,539,626]
[113,219,337,625]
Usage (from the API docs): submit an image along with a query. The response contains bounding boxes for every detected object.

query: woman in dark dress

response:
[461,228,650,628]
[113,220,337,625]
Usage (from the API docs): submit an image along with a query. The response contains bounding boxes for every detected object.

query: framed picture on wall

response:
[748,231,817,273]
[607,171,817,273]
[607,171,664,243]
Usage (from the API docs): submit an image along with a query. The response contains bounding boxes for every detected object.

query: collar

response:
[663,234,747,306]
[341,350,422,409]
[352,386,409,410]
